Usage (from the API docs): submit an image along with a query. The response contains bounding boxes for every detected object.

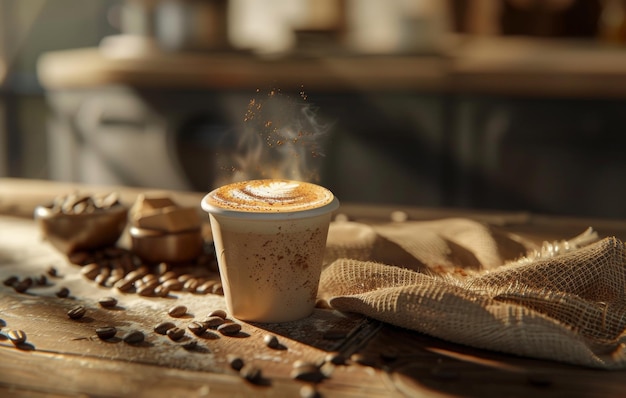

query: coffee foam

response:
[203,179,335,213]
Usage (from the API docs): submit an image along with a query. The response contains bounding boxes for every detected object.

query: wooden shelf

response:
[37,35,626,97]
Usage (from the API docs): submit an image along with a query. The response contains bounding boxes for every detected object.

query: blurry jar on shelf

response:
[598,0,626,44]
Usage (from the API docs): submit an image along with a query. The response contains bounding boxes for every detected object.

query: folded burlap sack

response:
[320,218,626,369]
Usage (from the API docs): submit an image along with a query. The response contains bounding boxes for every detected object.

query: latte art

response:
[248,181,300,198]
[204,179,336,213]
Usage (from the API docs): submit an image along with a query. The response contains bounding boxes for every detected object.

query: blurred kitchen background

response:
[2,0,626,219]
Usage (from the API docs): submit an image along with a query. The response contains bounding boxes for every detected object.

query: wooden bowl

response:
[34,204,128,255]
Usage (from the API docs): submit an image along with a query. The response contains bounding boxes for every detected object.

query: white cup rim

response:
[202,194,339,220]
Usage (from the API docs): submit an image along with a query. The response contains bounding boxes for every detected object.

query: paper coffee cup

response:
[201,179,339,323]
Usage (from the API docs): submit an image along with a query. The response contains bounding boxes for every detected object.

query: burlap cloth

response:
[319,218,626,369]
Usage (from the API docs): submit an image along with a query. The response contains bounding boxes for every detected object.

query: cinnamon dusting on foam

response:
[206,179,333,212]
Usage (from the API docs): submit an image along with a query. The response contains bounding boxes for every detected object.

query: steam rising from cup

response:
[227,88,331,184]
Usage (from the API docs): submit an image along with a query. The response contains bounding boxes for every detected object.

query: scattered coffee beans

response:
[13,278,32,293]
[168,305,187,318]
[187,321,206,336]
[240,364,263,384]
[227,354,245,371]
[3,275,18,286]
[166,327,185,341]
[8,329,27,345]
[181,340,197,350]
[55,287,70,298]
[350,353,376,367]
[67,305,86,320]
[154,285,170,298]
[208,309,227,319]
[217,322,241,336]
[264,334,280,349]
[123,330,145,344]
[81,263,101,280]
[291,362,324,383]
[35,275,47,286]
[154,321,176,335]
[212,283,224,296]
[98,296,118,308]
[202,316,225,329]
[325,352,346,365]
[96,326,117,340]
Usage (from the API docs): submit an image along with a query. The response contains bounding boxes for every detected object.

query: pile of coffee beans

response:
[69,244,222,298]
[3,272,53,295]
[46,192,122,215]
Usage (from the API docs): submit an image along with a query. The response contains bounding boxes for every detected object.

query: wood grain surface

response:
[3,179,626,397]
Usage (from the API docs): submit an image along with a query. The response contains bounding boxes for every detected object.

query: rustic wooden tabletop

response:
[2,178,626,398]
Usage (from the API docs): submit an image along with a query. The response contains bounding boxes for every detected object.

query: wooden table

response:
[2,178,626,398]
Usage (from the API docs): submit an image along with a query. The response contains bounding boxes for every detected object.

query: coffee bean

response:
[3,275,18,286]
[124,266,149,283]
[300,384,320,398]
[291,362,324,383]
[96,326,117,340]
[208,309,227,319]
[168,305,187,318]
[188,321,206,336]
[35,274,47,286]
[264,334,279,349]
[183,278,199,293]
[181,340,198,350]
[177,274,195,283]
[154,285,170,298]
[227,354,244,371]
[240,364,262,384]
[156,262,171,275]
[217,322,241,336]
[8,329,27,345]
[114,278,134,292]
[212,283,224,296]
[123,330,145,344]
[102,275,122,288]
[98,296,118,308]
[161,279,183,291]
[81,263,101,280]
[350,353,377,367]
[158,271,178,283]
[13,278,32,293]
[202,316,225,329]
[154,321,176,335]
[325,352,346,365]
[196,280,216,294]
[55,287,70,298]
[167,327,185,341]
[136,285,155,297]
[94,267,111,286]
[67,305,86,320]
